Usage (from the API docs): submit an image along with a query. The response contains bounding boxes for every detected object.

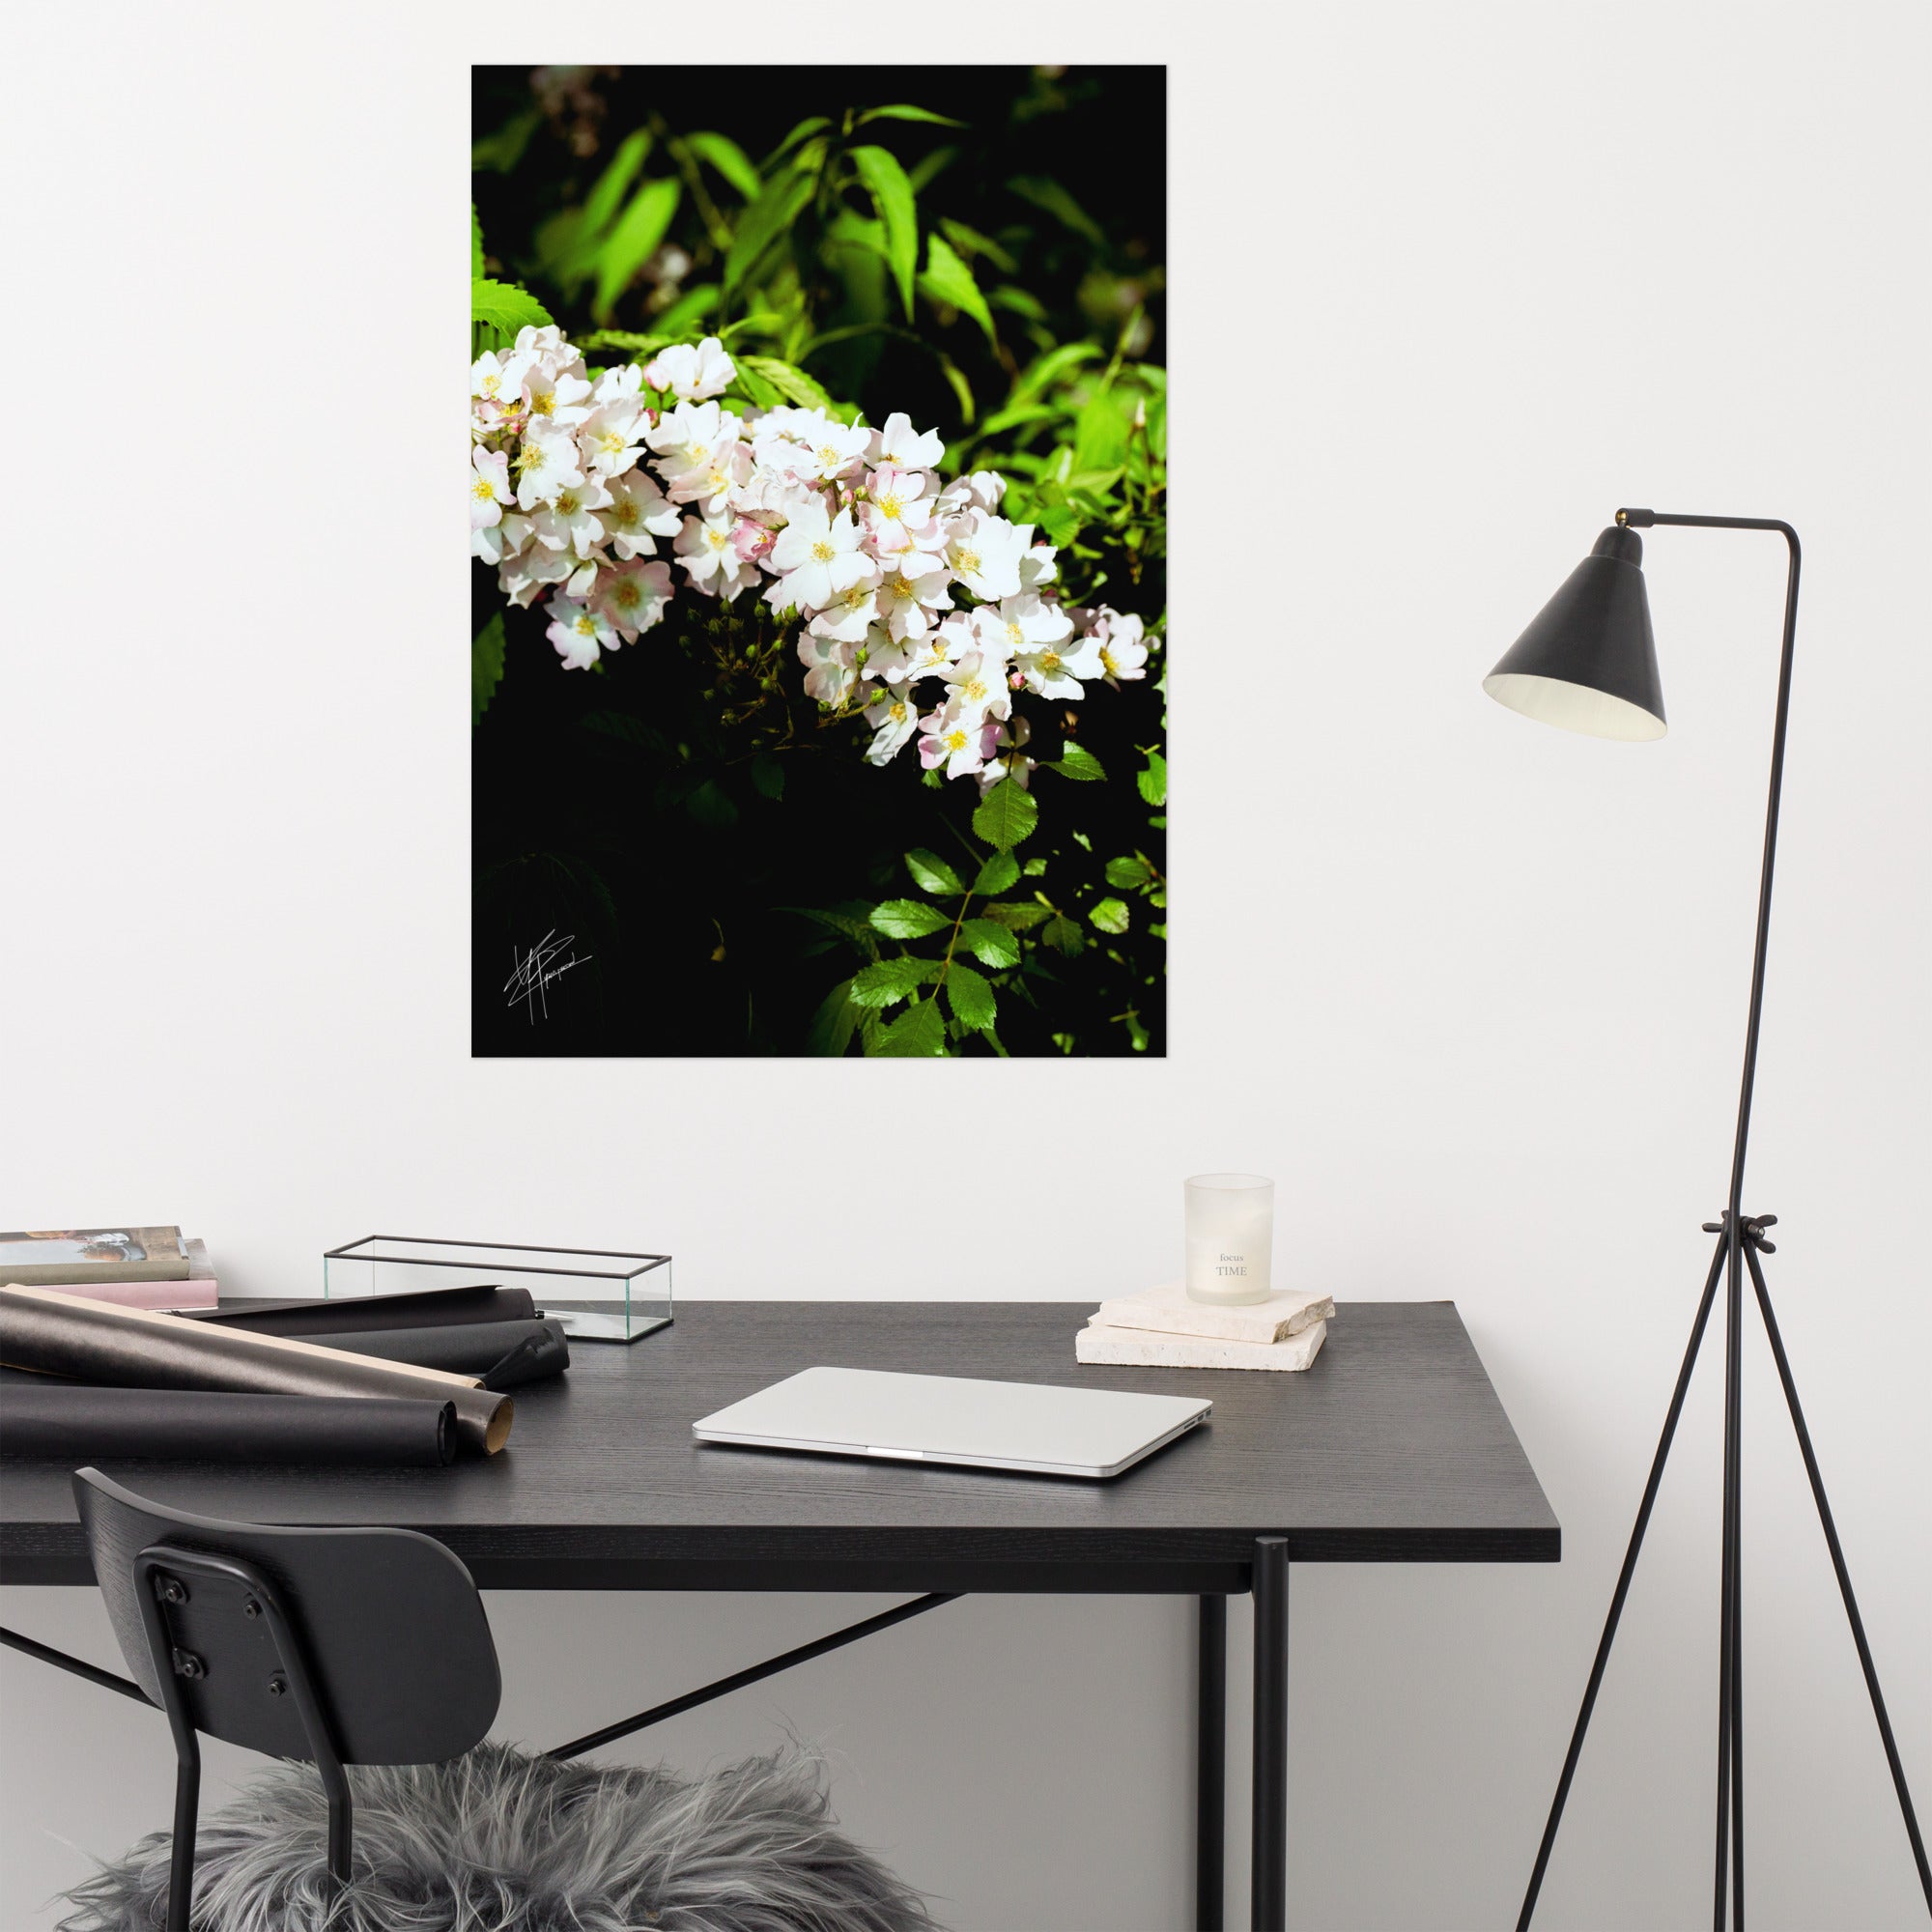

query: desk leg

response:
[1197,1594,1226,1931]
[1252,1538,1290,1932]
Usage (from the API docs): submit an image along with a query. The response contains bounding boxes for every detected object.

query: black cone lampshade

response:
[1484,525,1666,741]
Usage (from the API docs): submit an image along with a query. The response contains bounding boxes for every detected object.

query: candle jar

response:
[1184,1173,1275,1305]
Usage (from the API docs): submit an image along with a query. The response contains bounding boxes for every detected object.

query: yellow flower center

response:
[612,580,641,609]
[598,429,625,453]
[573,614,597,637]
[1099,645,1119,675]
[843,583,868,610]
[515,443,547,473]
[817,444,839,467]
[471,476,497,501]
[955,547,981,576]
[961,673,987,703]
[878,492,902,519]
[1006,621,1024,648]
[890,577,914,600]
[811,540,835,563]
[945,728,968,753]
[707,526,730,552]
[1039,651,1062,675]
[556,492,580,516]
[611,499,639,528]
[528,389,554,415]
[890,700,907,723]
[480,374,501,398]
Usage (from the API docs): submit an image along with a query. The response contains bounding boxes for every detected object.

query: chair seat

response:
[59,1740,936,1932]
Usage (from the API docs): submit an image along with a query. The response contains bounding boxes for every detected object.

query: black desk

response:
[0,1300,1558,1929]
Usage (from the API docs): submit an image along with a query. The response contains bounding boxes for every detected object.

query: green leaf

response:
[1009,341,1103,405]
[1091,897,1131,936]
[727,363,782,410]
[749,753,785,801]
[981,900,1050,930]
[858,103,967,128]
[1049,742,1106,781]
[470,277,553,337]
[956,919,1021,969]
[849,144,918,319]
[1008,174,1106,247]
[471,105,540,174]
[904,848,964,895]
[653,284,720,335]
[972,779,1038,851]
[973,851,1020,895]
[593,178,681,322]
[946,962,998,1032]
[938,353,974,425]
[1105,855,1153,890]
[1040,914,1085,955]
[920,232,996,345]
[1075,385,1131,473]
[684,129,761,200]
[724,166,816,303]
[1137,750,1168,808]
[850,957,938,1009]
[686,778,738,827]
[471,613,504,727]
[737,355,832,411]
[870,898,951,939]
[806,979,859,1057]
[575,328,673,356]
[786,904,879,949]
[874,997,948,1056]
[470,204,486,280]
[580,130,653,249]
[938,216,1018,274]
[763,116,832,170]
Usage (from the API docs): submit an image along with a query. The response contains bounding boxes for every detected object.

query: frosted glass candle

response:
[1184,1173,1275,1305]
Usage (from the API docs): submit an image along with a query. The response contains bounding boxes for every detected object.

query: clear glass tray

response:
[322,1237,671,1343]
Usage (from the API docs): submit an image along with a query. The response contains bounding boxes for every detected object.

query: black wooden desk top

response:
[0,1302,1557,1592]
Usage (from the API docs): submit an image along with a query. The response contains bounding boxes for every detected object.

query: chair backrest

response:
[74,1468,500,1766]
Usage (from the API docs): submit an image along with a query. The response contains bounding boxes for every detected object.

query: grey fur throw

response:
[58,1741,938,1932]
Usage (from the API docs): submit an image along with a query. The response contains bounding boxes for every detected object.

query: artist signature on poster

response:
[504,931,591,1022]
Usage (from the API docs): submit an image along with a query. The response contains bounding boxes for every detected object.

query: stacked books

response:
[1075,1280,1333,1371]
[0,1227,216,1310]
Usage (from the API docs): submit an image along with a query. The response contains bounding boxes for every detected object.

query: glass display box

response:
[323,1237,671,1343]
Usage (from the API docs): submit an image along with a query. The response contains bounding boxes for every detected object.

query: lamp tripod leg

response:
[1713,1224,1747,1929]
[1518,1230,1731,1931]
[1743,1241,1932,1914]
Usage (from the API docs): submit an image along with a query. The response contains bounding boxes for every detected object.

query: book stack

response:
[1075,1280,1333,1371]
[0,1227,216,1311]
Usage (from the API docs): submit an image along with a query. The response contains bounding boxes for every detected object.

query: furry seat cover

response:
[58,1741,938,1932]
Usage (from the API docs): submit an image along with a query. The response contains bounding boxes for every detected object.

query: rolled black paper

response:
[306,1318,568,1385]
[185,1284,538,1335]
[0,1385,456,1466]
[0,1286,513,1456]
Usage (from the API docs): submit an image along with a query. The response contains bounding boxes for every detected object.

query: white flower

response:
[645,399,743,466]
[513,421,584,510]
[933,469,1007,517]
[643,336,735,402]
[675,506,757,601]
[806,566,884,642]
[797,630,859,705]
[471,446,511,530]
[595,558,672,641]
[769,501,869,612]
[864,681,921,765]
[860,463,942,558]
[600,470,680,558]
[918,698,986,780]
[520,360,592,429]
[662,436,750,510]
[898,609,974,684]
[528,476,611,554]
[546,596,618,669]
[873,552,952,642]
[872,412,946,472]
[942,510,1028,602]
[988,593,1098,699]
[1092,607,1150,685]
[792,418,871,486]
[525,542,600,599]
[977,715,1037,793]
[935,648,1010,726]
[1019,537,1059,591]
[577,395,647,479]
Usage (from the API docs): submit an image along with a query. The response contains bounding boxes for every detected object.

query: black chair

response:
[73,1466,501,1932]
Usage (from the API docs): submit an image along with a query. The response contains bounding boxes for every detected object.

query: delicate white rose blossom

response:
[547,596,618,670]
[471,326,1157,782]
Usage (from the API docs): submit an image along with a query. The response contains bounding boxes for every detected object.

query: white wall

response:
[4,5,1927,1926]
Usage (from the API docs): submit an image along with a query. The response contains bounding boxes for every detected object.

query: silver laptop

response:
[692,1366,1211,1480]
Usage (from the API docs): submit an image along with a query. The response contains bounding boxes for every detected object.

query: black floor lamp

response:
[1484,510,1931,1930]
